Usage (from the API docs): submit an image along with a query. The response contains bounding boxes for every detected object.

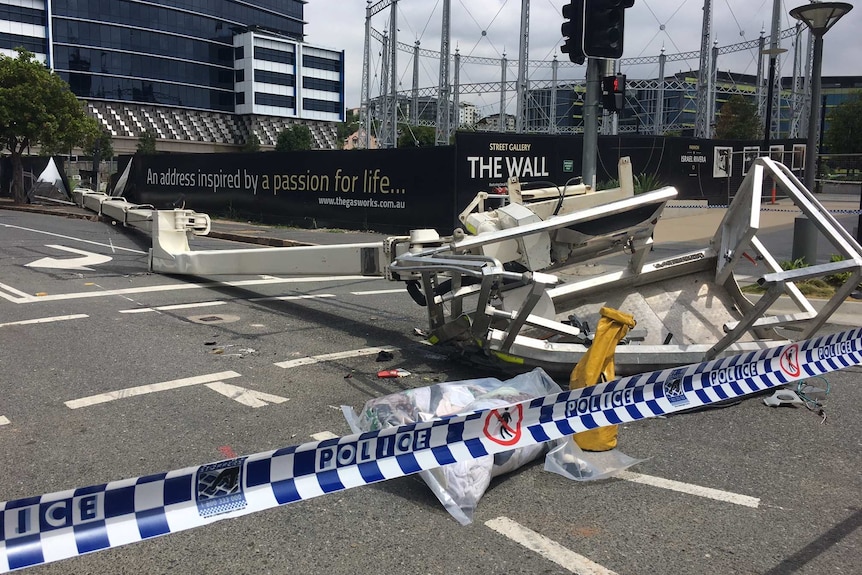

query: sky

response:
[304,0,861,115]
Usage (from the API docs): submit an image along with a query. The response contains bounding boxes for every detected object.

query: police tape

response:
[2,328,861,572]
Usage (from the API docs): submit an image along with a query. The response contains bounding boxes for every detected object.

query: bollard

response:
[791,215,818,264]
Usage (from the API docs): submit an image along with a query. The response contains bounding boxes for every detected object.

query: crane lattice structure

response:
[360,0,814,147]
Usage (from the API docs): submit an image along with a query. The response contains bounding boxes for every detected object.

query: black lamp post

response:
[789,2,853,192]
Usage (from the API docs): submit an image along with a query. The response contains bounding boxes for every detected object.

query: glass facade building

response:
[1,0,344,124]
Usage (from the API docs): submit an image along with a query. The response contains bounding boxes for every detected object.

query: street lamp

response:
[790,1,853,192]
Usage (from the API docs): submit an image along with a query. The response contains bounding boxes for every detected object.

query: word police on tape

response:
[2,328,860,572]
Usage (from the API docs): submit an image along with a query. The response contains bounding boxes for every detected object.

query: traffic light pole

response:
[582,57,602,189]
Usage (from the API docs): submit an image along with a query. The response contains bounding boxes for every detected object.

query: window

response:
[302,77,340,93]
[303,98,341,113]
[255,92,295,108]
[254,47,295,65]
[0,33,46,55]
[254,69,294,86]
[0,4,45,26]
[303,55,340,73]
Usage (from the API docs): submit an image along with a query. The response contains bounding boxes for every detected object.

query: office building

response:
[0,0,346,153]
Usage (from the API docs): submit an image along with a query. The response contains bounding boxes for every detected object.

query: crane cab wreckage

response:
[75,156,862,376]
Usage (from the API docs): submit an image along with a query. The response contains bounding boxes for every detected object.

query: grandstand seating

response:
[84,101,341,150]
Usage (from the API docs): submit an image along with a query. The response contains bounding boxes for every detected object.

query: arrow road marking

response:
[65,371,242,409]
[26,244,112,270]
[0,416,10,427]
[204,382,289,408]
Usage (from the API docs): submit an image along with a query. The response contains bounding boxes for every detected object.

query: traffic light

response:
[601,73,626,112]
[561,1,585,64]
[583,0,635,59]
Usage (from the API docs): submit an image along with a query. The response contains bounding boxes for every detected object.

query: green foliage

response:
[85,125,113,161]
[824,254,862,290]
[336,109,359,147]
[241,133,261,152]
[397,125,435,147]
[825,91,862,154]
[136,130,157,154]
[780,257,809,271]
[0,48,98,202]
[634,173,664,194]
[84,125,113,190]
[714,95,761,140]
[276,124,313,151]
[597,173,664,194]
[742,256,861,298]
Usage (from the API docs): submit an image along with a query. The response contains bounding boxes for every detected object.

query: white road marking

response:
[65,371,242,409]
[311,431,339,441]
[616,471,760,508]
[1,223,147,254]
[0,275,368,304]
[0,416,10,426]
[275,346,399,369]
[119,301,226,314]
[0,314,88,327]
[485,517,618,575]
[204,382,289,408]
[249,294,336,302]
[25,245,113,270]
[349,288,405,295]
[0,281,32,299]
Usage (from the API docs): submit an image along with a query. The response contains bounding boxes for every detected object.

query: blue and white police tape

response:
[2,327,861,572]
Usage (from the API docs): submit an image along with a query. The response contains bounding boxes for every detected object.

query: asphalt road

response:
[1,210,860,575]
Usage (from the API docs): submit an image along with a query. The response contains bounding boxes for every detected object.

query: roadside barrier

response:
[2,328,860,572]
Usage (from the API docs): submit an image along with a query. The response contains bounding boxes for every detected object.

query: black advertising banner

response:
[456,133,804,209]
[122,147,457,233]
[114,134,805,234]
[454,132,583,210]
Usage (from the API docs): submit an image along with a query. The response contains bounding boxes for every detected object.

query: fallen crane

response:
[74,157,862,376]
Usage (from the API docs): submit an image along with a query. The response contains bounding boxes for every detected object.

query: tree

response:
[136,130,157,154]
[84,125,113,191]
[714,95,761,140]
[241,133,261,152]
[0,48,99,203]
[397,125,436,147]
[336,109,359,147]
[276,124,313,151]
[825,91,862,154]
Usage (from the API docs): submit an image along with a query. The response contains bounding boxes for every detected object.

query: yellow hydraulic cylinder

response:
[570,307,637,451]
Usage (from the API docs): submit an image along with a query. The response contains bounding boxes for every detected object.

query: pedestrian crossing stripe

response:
[2,328,861,573]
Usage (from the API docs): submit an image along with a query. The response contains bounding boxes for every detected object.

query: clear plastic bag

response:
[543,438,645,481]
[342,368,562,525]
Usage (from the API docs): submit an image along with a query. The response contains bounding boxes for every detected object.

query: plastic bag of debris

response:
[342,368,562,525]
[543,438,645,481]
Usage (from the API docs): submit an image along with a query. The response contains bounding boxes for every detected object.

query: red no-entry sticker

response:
[483,405,523,446]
